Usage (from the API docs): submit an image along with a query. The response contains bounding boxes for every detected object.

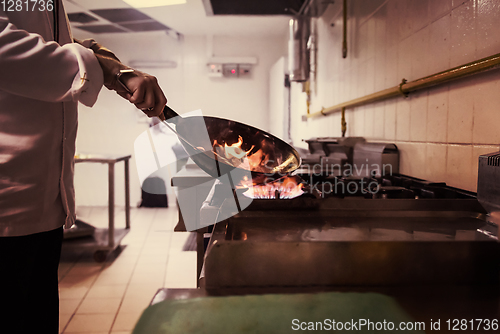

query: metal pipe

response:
[124,158,130,230]
[309,19,317,100]
[342,0,347,58]
[289,16,311,82]
[108,162,115,248]
[341,107,347,137]
[305,80,311,115]
[308,52,500,118]
[298,0,313,15]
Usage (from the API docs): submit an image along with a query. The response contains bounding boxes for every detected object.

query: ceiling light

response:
[123,0,186,8]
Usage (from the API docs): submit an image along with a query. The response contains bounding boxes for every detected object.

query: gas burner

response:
[241,175,305,199]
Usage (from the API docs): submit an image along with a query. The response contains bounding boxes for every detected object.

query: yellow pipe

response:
[305,80,311,115]
[308,52,500,118]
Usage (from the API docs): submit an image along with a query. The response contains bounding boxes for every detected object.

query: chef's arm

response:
[73,38,125,90]
[74,38,167,118]
[0,19,102,106]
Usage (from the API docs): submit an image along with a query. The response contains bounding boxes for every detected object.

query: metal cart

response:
[62,154,131,262]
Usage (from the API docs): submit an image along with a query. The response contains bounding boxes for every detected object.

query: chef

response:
[0,1,166,333]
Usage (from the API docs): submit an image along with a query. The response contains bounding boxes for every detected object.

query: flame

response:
[224,136,254,159]
[212,137,275,173]
[210,135,303,199]
[236,175,253,189]
[242,175,304,199]
[213,136,255,162]
[245,146,267,171]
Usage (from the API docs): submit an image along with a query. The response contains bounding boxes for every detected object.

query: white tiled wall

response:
[290,0,500,191]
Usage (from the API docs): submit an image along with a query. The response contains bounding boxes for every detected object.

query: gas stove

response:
[199,141,500,290]
[201,172,479,222]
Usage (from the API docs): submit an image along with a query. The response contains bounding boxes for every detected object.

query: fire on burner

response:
[208,123,300,176]
[242,175,304,199]
[212,135,270,174]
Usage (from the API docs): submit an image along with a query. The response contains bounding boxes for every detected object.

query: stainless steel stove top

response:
[200,171,499,289]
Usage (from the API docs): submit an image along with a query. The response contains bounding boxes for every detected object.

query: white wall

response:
[289,0,500,192]
[268,57,288,141]
[74,32,286,207]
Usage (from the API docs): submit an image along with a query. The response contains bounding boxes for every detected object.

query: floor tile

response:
[77,297,122,314]
[93,271,133,286]
[59,273,98,288]
[59,262,75,279]
[59,313,72,332]
[86,284,128,299]
[64,332,108,334]
[134,254,169,264]
[129,271,165,286]
[64,314,115,333]
[164,252,197,289]
[118,296,152,313]
[134,262,166,272]
[60,299,82,315]
[59,286,90,300]
[66,264,104,277]
[124,284,161,300]
[99,265,136,278]
[112,311,144,332]
[58,207,183,334]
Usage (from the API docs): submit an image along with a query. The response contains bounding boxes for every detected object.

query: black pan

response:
[116,79,301,184]
[160,106,301,184]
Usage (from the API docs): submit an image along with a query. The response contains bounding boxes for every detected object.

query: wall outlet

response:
[238,64,252,77]
[207,63,223,77]
[222,64,239,77]
[209,63,253,78]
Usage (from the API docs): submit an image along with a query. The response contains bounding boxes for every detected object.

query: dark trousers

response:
[0,227,63,334]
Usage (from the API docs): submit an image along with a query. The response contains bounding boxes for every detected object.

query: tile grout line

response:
[161,214,176,290]
[108,208,160,334]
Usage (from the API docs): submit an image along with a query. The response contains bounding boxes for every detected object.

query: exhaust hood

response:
[202,0,306,15]
[202,0,331,17]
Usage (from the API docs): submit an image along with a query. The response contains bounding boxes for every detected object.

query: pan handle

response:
[161,105,180,123]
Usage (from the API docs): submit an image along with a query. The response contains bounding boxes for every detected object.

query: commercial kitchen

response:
[57,0,499,333]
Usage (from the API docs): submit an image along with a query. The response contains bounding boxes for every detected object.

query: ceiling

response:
[64,0,294,38]
[206,0,305,15]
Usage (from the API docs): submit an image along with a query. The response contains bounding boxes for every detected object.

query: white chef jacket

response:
[0,1,104,236]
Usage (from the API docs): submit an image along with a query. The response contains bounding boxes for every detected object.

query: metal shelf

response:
[62,227,129,262]
[62,154,132,262]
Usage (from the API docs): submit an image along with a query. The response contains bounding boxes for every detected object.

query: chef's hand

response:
[115,70,167,118]
[92,53,166,118]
